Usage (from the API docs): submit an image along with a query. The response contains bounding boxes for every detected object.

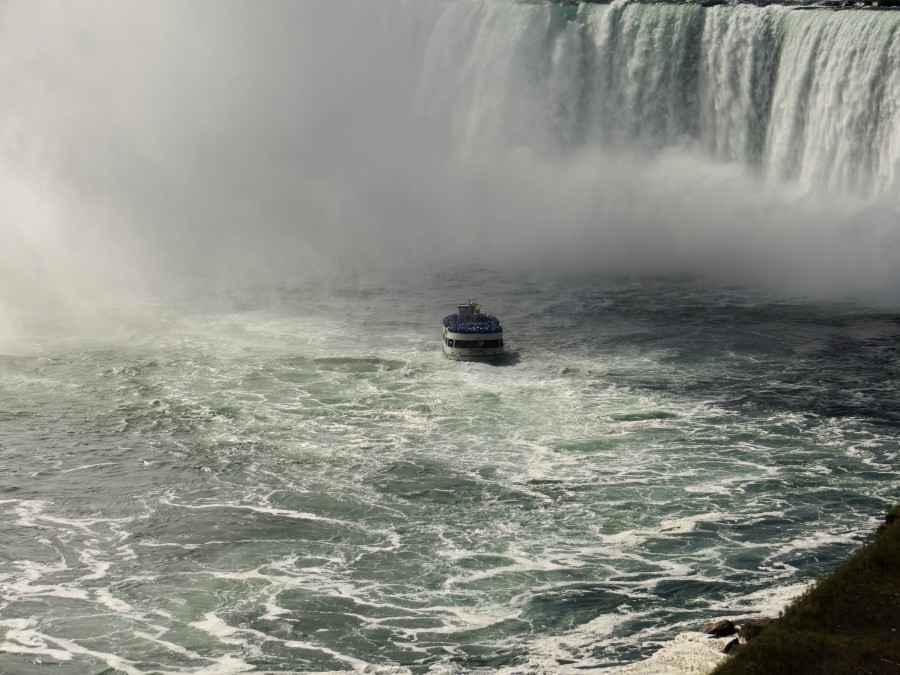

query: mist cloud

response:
[2,0,899,333]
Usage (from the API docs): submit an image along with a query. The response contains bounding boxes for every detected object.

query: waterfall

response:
[418,0,900,198]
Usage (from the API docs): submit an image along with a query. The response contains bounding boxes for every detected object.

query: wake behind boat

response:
[442,299,504,360]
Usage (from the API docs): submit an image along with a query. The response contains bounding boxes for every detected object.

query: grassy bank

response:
[712,504,900,674]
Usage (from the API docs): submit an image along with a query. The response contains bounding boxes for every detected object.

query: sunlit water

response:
[2,269,898,673]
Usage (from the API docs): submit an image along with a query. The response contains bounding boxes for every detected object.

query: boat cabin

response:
[456,300,483,324]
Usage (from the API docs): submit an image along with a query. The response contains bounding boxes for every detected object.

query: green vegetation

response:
[713,505,900,675]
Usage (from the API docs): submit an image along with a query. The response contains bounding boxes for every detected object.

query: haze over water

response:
[2,1,900,673]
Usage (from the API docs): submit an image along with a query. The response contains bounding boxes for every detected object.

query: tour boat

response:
[441,300,504,360]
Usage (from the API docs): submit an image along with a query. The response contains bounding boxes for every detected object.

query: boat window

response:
[446,339,454,347]
[452,339,501,349]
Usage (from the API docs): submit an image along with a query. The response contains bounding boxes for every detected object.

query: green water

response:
[1,273,897,673]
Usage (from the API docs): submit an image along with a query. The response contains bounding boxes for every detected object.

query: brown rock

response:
[703,619,736,637]
[722,637,740,654]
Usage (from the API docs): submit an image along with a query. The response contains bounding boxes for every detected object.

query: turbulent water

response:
[4,0,900,673]
[2,271,899,673]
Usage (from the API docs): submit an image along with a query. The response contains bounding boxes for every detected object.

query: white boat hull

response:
[442,345,505,360]
[442,328,504,361]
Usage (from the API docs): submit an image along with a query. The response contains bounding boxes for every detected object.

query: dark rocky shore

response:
[707,505,900,674]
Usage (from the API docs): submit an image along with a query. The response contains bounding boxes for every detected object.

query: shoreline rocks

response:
[702,620,736,638]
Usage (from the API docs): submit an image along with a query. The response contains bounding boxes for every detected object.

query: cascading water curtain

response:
[420,1,900,199]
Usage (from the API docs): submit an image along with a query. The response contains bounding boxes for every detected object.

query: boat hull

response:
[442,344,505,361]
[442,328,504,360]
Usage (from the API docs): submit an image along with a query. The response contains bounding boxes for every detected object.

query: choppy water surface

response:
[1,271,898,673]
